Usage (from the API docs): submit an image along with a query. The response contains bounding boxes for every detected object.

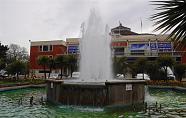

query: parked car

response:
[136,73,150,80]
[48,73,59,79]
[116,74,125,79]
[71,72,80,78]
[0,70,8,78]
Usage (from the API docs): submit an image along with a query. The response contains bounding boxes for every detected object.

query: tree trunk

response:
[70,65,73,77]
[16,72,19,80]
[44,65,46,80]
[48,66,52,79]
[60,67,63,79]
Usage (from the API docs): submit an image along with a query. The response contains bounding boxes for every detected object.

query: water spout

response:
[79,9,112,82]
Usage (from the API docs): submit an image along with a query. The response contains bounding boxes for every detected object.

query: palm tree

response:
[156,55,175,81]
[151,0,186,47]
[174,63,186,82]
[134,57,148,79]
[37,56,49,79]
[55,55,64,79]
[47,58,55,79]
[65,55,77,77]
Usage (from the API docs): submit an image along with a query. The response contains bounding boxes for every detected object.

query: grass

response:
[147,80,186,87]
[0,78,46,87]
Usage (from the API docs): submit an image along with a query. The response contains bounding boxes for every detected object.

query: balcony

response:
[113,51,185,57]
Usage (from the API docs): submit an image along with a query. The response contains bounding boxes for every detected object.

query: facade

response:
[30,40,66,77]
[66,38,79,54]
[29,24,186,78]
[110,24,181,62]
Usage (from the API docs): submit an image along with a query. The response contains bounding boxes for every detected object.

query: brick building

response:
[30,40,66,77]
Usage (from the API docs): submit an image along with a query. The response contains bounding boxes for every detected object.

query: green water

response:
[0,87,186,118]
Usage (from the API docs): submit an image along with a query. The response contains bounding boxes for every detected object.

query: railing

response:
[114,51,186,57]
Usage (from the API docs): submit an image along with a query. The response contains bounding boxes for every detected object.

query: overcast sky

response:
[0,0,158,52]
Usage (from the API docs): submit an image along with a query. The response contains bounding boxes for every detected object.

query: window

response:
[131,50,144,55]
[39,45,53,52]
[43,45,48,51]
[114,48,124,55]
[39,45,42,51]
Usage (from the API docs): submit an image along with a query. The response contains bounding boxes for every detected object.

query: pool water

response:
[0,87,186,118]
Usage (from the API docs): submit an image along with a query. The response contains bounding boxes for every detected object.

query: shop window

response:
[114,48,124,55]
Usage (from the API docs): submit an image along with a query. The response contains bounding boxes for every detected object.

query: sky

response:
[0,0,158,53]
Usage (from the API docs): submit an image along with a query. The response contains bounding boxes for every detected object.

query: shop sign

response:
[126,84,132,91]
[150,42,172,50]
[68,45,79,53]
[112,42,127,47]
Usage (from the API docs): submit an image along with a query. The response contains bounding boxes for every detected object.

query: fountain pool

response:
[0,87,186,118]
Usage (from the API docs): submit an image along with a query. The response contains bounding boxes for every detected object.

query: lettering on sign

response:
[126,84,132,91]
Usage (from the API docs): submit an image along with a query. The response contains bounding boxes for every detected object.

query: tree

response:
[6,60,25,80]
[134,57,148,79]
[156,55,175,80]
[55,55,64,79]
[7,44,29,62]
[151,0,186,47]
[37,56,49,79]
[113,56,128,78]
[47,58,55,79]
[146,62,160,80]
[0,43,8,60]
[64,55,78,77]
[174,63,186,82]
[0,43,8,70]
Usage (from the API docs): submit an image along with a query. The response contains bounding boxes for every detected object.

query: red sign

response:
[112,42,127,47]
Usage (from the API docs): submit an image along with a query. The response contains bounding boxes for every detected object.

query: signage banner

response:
[158,42,172,49]
[130,44,149,50]
[150,42,172,50]
[68,45,79,53]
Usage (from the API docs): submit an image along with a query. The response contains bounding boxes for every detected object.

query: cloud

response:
[0,0,156,52]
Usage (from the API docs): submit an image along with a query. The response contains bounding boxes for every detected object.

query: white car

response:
[136,73,150,80]
[49,73,59,79]
[116,74,124,79]
[72,72,80,78]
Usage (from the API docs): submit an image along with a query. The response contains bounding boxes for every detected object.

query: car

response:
[71,72,80,78]
[136,73,150,80]
[0,70,8,78]
[48,73,59,79]
[116,74,125,79]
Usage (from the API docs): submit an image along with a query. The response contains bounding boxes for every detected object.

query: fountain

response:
[47,9,146,108]
[79,9,112,82]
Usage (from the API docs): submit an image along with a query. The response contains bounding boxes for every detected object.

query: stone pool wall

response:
[47,80,145,107]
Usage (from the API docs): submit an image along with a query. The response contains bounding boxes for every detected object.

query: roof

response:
[111,23,138,36]
[30,40,66,46]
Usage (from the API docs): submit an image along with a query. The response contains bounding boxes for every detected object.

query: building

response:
[111,23,181,62]
[29,23,186,78]
[30,40,66,77]
[66,38,80,55]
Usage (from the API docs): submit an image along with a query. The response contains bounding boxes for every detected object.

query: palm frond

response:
[151,0,186,48]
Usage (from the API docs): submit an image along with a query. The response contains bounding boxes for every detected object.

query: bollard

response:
[159,104,162,113]
[30,96,33,106]
[144,102,147,112]
[155,101,158,111]
[148,107,151,117]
